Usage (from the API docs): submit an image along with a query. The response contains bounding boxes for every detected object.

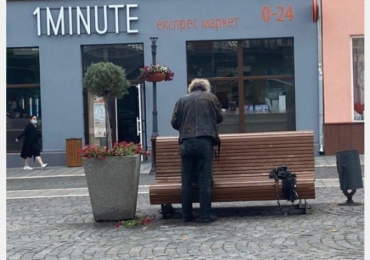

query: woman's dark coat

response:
[17,123,41,159]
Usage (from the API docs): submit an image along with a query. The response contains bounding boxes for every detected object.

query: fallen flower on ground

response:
[115,215,156,228]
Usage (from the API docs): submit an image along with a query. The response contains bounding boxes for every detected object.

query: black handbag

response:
[269,166,299,202]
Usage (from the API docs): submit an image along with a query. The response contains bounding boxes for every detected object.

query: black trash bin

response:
[336,150,363,204]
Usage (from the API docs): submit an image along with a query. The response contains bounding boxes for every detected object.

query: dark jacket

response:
[17,123,42,159]
[171,90,223,144]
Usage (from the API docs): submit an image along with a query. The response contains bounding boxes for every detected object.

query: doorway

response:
[117,85,140,143]
[81,43,145,147]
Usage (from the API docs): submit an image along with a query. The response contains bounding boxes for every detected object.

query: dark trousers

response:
[180,137,214,219]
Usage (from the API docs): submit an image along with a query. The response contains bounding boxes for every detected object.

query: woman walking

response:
[15,115,48,170]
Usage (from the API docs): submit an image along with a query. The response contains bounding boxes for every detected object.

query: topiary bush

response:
[83,62,130,98]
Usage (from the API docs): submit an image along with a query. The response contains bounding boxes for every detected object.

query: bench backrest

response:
[155,131,315,180]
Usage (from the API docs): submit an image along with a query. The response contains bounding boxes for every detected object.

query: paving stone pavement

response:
[6,155,365,260]
[6,188,364,260]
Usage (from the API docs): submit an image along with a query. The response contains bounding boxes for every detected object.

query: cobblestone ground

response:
[7,187,364,260]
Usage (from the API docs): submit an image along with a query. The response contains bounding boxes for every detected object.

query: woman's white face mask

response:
[31,119,37,124]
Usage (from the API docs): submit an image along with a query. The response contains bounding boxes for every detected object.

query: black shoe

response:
[195,215,217,223]
[182,216,195,223]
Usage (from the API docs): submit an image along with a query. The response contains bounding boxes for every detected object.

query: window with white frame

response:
[352,37,364,121]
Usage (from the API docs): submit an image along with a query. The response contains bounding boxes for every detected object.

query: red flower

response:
[115,222,122,228]
[143,218,152,225]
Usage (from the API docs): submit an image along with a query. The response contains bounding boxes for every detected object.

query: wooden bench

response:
[149,131,316,217]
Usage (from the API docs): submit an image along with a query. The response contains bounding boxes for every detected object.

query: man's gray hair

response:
[188,78,211,93]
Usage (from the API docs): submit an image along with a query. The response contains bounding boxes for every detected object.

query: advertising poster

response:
[93,97,106,137]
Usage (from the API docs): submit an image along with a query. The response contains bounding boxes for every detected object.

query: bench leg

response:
[161,204,175,219]
[297,199,308,214]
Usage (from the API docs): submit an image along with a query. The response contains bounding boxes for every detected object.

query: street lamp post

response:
[150,37,158,175]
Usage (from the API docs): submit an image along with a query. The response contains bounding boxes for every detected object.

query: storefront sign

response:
[156,17,239,32]
[33,4,139,36]
[262,6,294,22]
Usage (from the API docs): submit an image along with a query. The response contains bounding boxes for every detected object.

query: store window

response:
[81,44,144,146]
[352,37,364,121]
[186,38,295,133]
[6,48,41,153]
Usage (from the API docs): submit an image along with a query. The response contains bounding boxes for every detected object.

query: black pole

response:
[150,37,158,175]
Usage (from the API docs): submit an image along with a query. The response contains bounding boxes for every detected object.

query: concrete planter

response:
[83,155,141,222]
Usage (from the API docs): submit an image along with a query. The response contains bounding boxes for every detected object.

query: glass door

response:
[117,85,140,144]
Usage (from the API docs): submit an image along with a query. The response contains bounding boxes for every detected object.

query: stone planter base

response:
[83,155,141,222]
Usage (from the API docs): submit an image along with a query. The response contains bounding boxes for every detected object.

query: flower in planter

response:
[78,141,150,159]
[139,64,174,81]
[78,144,110,159]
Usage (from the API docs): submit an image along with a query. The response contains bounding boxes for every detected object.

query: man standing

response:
[171,78,223,223]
